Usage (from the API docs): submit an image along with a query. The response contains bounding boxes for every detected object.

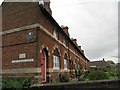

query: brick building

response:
[89,59,109,71]
[1,1,89,83]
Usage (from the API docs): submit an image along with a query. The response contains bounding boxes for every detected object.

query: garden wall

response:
[31,79,120,89]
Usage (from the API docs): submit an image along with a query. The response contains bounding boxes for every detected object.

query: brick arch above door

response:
[40,45,49,53]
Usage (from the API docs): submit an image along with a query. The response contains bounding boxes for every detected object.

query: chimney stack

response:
[81,50,84,55]
[78,46,81,50]
[61,25,70,36]
[43,0,52,15]
[71,38,77,45]
[103,58,105,61]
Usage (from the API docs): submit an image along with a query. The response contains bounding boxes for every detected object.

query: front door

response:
[41,50,46,83]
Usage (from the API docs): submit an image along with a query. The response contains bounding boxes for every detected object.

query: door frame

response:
[41,50,47,82]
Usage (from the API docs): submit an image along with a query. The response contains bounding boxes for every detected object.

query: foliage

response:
[2,78,32,89]
[22,78,32,88]
[59,74,70,82]
[75,69,78,77]
[2,78,23,89]
[106,61,118,78]
[89,67,97,71]
[78,76,85,81]
[88,70,109,80]
[75,69,82,77]
[77,69,82,76]
[107,60,115,65]
[116,63,120,78]
[88,60,118,80]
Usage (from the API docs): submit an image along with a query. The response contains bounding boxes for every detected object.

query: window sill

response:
[53,68,60,72]
[64,69,68,72]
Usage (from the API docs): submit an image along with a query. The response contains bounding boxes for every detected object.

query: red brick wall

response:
[2,29,38,69]
[2,29,37,46]
[2,2,40,71]
[38,11,54,34]
[2,2,40,31]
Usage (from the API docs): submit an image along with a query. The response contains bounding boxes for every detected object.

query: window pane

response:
[53,55,59,69]
[53,55,55,68]
[54,29,58,40]
[64,59,68,70]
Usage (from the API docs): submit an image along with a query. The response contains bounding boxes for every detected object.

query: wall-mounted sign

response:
[19,53,26,59]
[12,59,34,63]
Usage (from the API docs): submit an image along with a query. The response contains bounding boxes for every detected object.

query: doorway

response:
[40,49,47,83]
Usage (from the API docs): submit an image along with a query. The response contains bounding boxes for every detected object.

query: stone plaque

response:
[12,59,34,63]
[19,53,26,59]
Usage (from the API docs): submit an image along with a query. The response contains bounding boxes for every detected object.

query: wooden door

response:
[41,50,46,83]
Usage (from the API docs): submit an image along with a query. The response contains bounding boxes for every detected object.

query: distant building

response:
[89,58,109,71]
[1,1,89,84]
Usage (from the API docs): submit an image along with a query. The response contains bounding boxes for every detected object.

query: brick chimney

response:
[43,0,52,15]
[78,46,81,50]
[71,38,77,45]
[81,50,84,55]
[103,58,105,61]
[61,25,70,36]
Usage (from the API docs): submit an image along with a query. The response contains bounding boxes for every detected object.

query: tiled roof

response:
[89,60,109,68]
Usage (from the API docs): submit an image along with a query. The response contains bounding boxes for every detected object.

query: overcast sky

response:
[0,0,119,63]
[50,0,119,63]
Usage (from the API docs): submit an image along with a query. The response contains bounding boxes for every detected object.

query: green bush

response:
[75,69,82,77]
[2,78,22,89]
[22,78,32,88]
[59,74,70,82]
[88,70,109,80]
[75,69,78,77]
[77,69,82,76]
[78,76,85,81]
[2,78,32,89]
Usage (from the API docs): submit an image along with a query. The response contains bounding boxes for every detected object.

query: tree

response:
[88,70,109,80]
[106,60,117,78]
[107,60,115,65]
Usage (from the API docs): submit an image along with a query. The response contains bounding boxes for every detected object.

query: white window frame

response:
[54,29,58,40]
[64,59,68,70]
[53,55,60,69]
[63,39,67,46]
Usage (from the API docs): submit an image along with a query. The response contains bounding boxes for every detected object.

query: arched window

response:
[53,48,60,69]
[64,53,68,70]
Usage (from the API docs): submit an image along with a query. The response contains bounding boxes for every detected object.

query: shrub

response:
[75,69,78,77]
[22,78,32,88]
[59,74,70,82]
[77,69,82,76]
[75,69,82,77]
[88,70,109,80]
[2,78,32,89]
[2,78,23,89]
[78,76,85,81]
